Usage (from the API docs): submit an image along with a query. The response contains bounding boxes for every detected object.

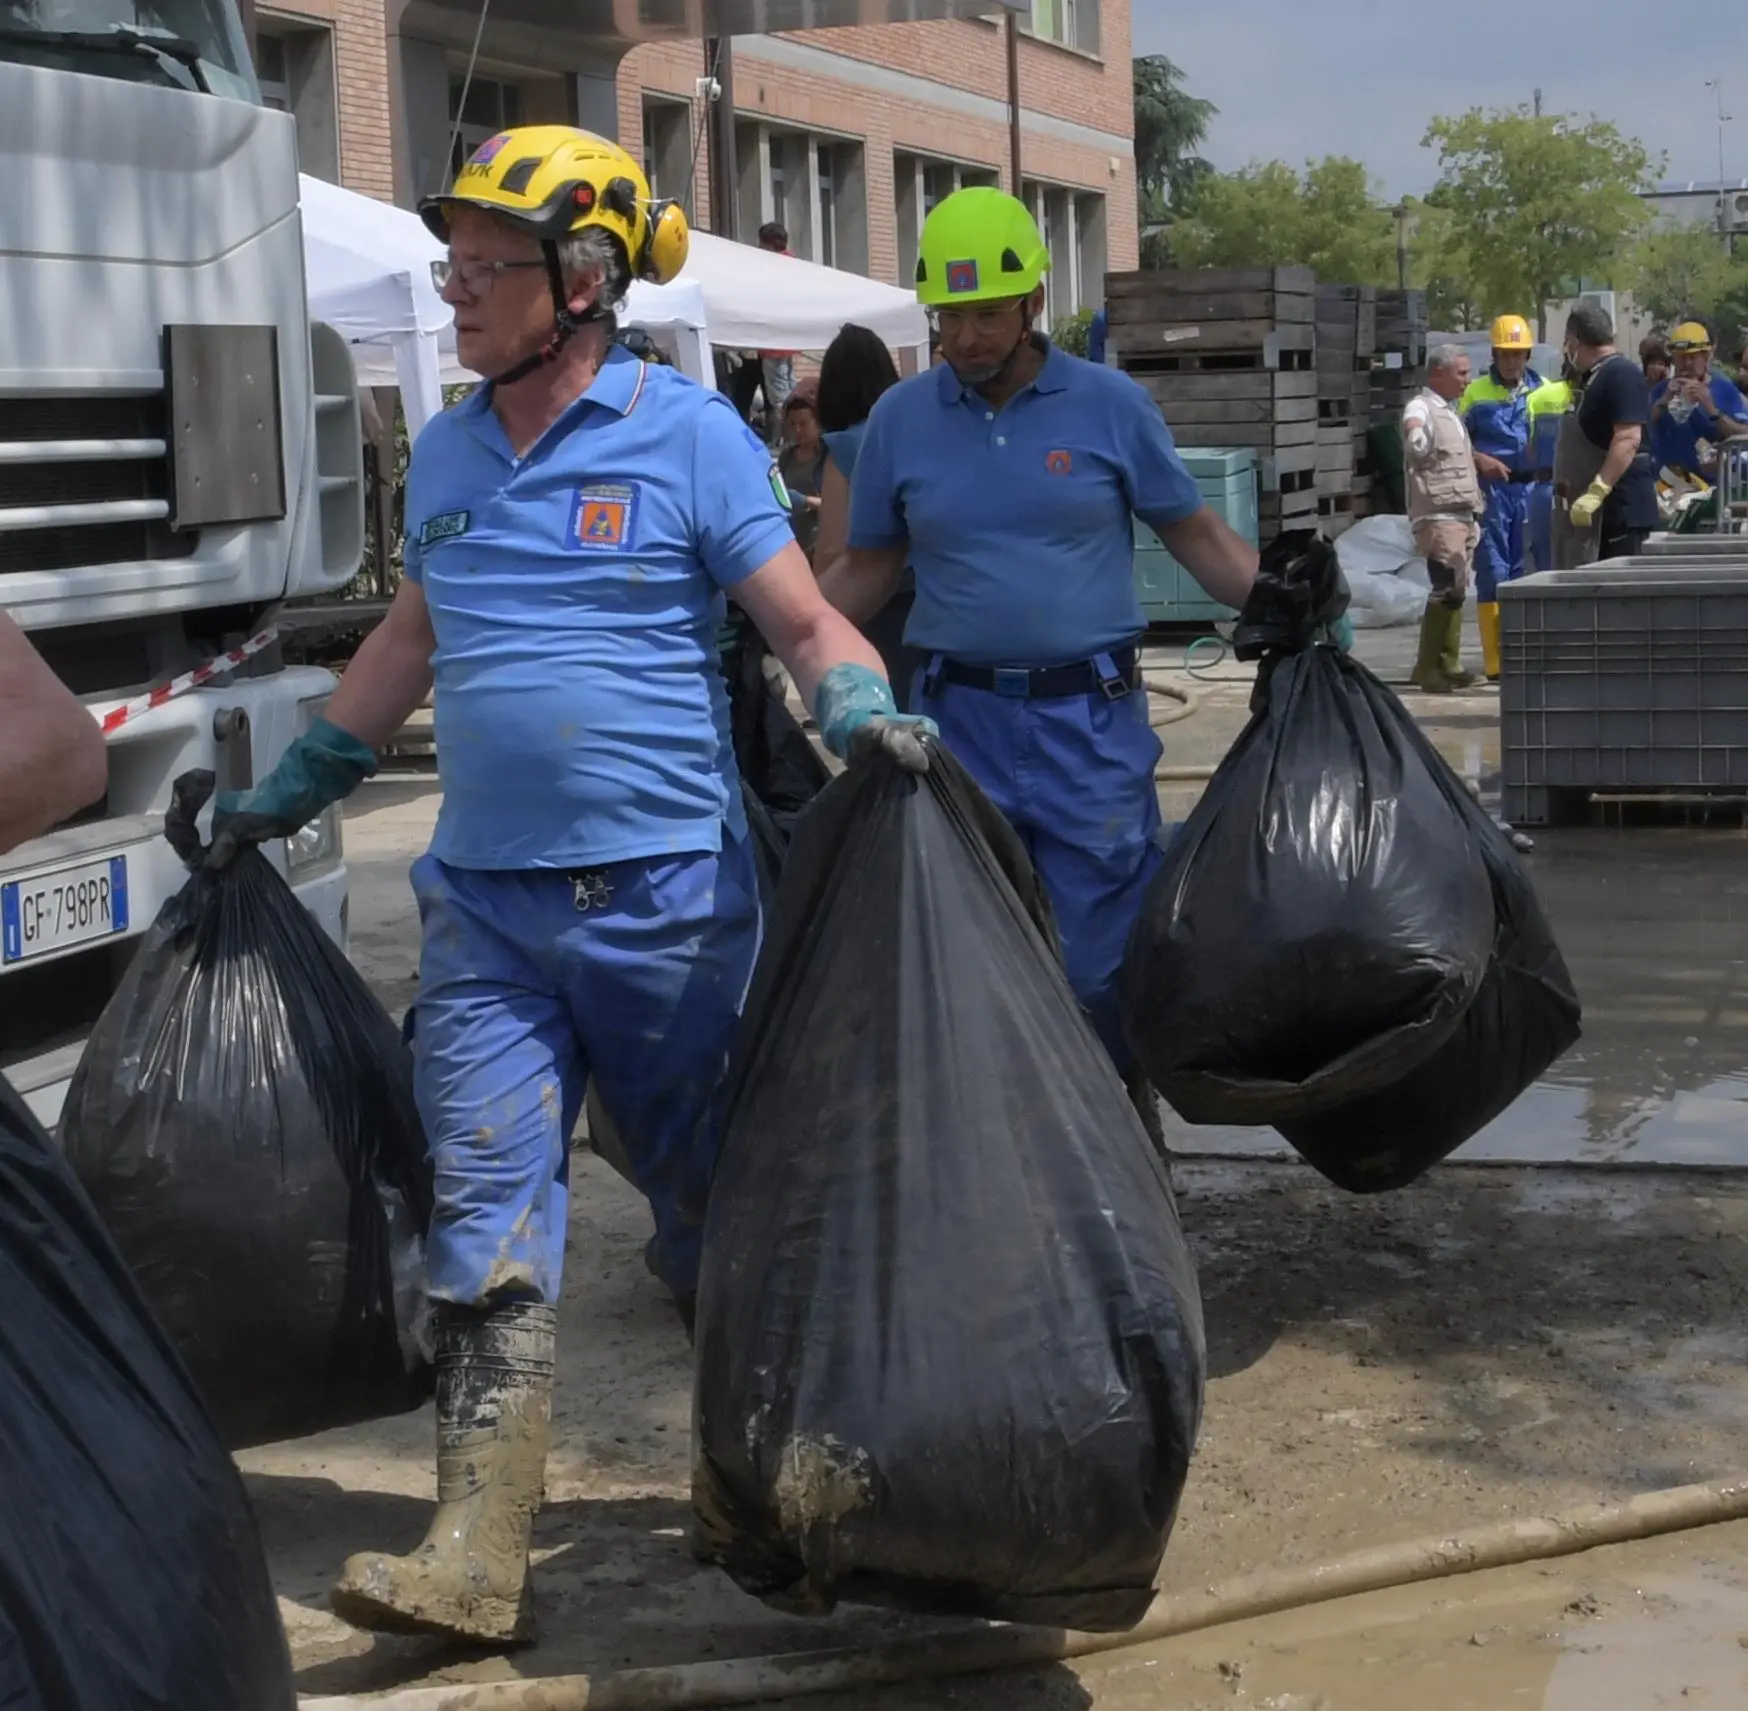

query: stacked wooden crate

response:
[1313,285,1378,538]
[1368,288,1428,428]
[1104,264,1319,539]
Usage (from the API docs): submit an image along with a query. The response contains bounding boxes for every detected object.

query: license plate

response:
[1,855,130,965]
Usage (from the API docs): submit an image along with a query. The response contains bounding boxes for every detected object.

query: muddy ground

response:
[250,734,1748,1707]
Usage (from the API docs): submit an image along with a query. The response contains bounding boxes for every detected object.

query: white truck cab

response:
[0,3,364,1127]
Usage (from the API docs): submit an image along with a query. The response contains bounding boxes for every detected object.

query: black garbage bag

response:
[727,625,832,848]
[60,771,434,1450]
[1276,728,1582,1191]
[693,746,1205,1632]
[0,1079,295,1709]
[1120,533,1498,1127]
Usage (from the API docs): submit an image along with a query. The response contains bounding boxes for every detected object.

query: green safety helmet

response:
[915,187,1050,307]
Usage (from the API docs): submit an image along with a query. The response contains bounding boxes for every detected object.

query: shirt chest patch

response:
[569,482,640,552]
[1046,449,1073,475]
[419,509,470,548]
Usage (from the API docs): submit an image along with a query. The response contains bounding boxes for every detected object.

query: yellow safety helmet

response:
[1669,321,1714,354]
[1490,313,1534,352]
[421,124,689,287]
[915,187,1050,308]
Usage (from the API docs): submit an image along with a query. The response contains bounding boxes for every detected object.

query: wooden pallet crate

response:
[1107,265,1317,370]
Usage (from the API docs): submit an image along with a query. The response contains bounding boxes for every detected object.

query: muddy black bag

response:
[1275,727,1582,1191]
[693,748,1205,1632]
[0,1079,294,1709]
[60,772,433,1450]
[1120,534,1498,1128]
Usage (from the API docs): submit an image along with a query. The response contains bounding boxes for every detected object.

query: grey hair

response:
[1427,342,1468,373]
[1566,302,1615,348]
[555,226,632,328]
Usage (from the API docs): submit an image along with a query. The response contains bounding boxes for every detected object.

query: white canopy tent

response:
[298,175,930,430]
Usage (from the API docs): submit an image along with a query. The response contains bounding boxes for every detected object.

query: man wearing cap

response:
[1459,314,1565,680]
[819,186,1261,1153]
[208,126,931,1644]
[1649,322,1748,481]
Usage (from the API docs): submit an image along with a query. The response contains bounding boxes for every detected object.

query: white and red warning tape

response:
[90,625,280,736]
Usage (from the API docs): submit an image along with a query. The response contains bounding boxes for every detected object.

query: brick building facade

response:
[260,0,1136,328]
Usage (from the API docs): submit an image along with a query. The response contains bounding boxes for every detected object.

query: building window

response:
[642,96,695,220]
[1026,0,1100,55]
[449,75,522,179]
[1022,181,1108,320]
[255,17,339,182]
[737,122,868,278]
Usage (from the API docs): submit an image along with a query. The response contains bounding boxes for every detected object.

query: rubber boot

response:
[330,1299,557,1645]
[1439,604,1476,689]
[1409,604,1453,693]
[1478,601,1502,682]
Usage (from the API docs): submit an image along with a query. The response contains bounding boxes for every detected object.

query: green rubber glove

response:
[814,663,937,775]
[209,716,378,868]
[1569,477,1611,528]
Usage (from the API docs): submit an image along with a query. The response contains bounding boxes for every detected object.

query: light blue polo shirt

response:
[402,348,796,870]
[847,341,1204,666]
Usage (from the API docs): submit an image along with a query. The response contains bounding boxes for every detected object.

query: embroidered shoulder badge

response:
[419,509,469,547]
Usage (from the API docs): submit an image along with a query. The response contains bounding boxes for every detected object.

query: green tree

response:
[1169,156,1398,283]
[1132,54,1216,268]
[1623,225,1738,327]
[1409,196,1486,330]
[1421,106,1659,336]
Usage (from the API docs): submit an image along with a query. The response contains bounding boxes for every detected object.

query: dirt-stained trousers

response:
[407,837,761,1308]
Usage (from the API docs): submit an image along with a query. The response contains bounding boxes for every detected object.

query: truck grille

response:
[0,395,198,575]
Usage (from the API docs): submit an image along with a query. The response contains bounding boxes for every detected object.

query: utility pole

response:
[1005,11,1022,197]
[1706,78,1733,251]
[1533,87,1543,119]
[705,38,739,242]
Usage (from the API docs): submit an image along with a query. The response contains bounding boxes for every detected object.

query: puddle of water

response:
[1164,824,1748,1171]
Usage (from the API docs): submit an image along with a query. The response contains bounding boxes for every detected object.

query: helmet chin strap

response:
[951,307,1036,393]
[489,242,613,389]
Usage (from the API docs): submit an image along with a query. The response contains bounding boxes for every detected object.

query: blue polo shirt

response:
[847,341,1204,666]
[1650,374,1748,475]
[402,348,795,870]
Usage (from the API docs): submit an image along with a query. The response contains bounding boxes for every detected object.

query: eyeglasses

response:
[928,298,1026,337]
[430,257,546,296]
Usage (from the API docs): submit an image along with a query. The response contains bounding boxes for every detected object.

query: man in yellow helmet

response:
[1649,321,1748,480]
[210,127,930,1645]
[1458,313,1565,680]
[820,187,1260,1150]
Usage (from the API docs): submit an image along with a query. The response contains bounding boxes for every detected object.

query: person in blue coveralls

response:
[1459,314,1566,679]
[1649,321,1748,481]
[207,127,931,1647]
[819,186,1261,1157]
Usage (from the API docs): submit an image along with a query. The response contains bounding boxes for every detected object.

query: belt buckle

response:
[1100,673,1131,701]
[571,869,613,912]
[993,667,1031,698]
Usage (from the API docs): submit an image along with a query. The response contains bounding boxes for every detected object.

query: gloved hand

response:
[1323,612,1356,653]
[814,663,936,775]
[1569,477,1612,528]
[209,716,378,868]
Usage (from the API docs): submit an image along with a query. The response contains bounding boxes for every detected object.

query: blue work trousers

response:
[1475,478,1532,601]
[911,666,1165,1070]
[408,838,761,1308]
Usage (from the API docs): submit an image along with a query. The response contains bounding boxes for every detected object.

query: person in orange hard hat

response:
[1458,313,1566,680]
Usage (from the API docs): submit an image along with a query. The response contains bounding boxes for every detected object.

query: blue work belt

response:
[921,647,1139,701]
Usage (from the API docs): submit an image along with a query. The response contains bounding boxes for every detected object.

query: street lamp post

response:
[1705,78,1733,248]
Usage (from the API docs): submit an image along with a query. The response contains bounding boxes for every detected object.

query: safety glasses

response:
[430,257,547,297]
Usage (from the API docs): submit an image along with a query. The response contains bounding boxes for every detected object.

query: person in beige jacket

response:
[1402,345,1484,693]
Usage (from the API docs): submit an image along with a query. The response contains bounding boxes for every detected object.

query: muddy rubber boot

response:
[1438,604,1477,689]
[1408,605,1452,693]
[330,1299,557,1645]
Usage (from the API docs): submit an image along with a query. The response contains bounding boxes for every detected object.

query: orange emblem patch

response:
[1046,449,1073,475]
[569,482,640,551]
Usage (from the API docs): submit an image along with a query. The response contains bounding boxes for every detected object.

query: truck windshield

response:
[0,0,257,100]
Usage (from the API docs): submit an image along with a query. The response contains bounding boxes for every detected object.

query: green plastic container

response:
[1134,447,1259,623]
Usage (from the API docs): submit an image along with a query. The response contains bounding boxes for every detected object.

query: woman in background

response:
[813,324,916,696]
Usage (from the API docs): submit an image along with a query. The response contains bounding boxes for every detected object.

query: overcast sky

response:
[1130,0,1738,198]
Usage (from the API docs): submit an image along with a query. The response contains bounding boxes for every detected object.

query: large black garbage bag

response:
[1120,533,1498,1127]
[693,747,1205,1632]
[60,771,434,1450]
[727,626,832,848]
[0,1079,295,1709]
[1276,730,1582,1191]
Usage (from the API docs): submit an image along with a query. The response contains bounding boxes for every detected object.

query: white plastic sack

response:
[1346,570,1429,629]
[1335,515,1419,580]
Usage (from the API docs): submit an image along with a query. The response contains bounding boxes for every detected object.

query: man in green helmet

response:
[819,186,1260,1152]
